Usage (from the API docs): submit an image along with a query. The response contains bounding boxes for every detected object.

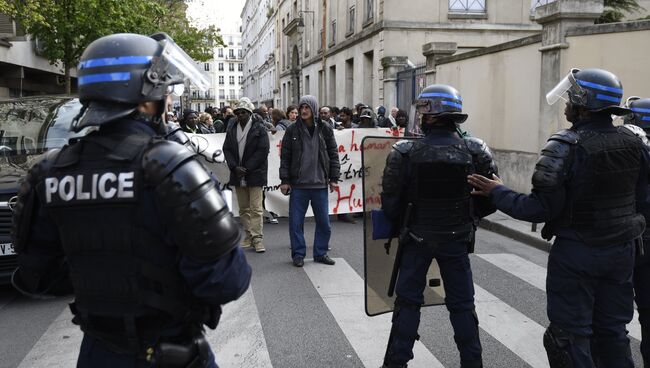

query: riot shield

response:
[362,136,446,317]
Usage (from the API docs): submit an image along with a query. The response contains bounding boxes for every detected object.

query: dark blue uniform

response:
[381,130,497,368]
[12,120,251,368]
[489,117,649,367]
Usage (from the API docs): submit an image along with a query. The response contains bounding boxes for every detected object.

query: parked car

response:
[0,96,86,285]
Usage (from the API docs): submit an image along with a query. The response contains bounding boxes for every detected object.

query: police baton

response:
[387,203,413,297]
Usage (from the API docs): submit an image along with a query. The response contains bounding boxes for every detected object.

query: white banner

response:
[189,127,404,216]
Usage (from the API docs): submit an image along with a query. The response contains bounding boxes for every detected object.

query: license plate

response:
[0,243,15,256]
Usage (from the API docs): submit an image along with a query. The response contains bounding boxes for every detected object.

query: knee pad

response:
[543,325,574,368]
[390,297,421,341]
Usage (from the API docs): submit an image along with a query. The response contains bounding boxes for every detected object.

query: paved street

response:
[0,219,644,368]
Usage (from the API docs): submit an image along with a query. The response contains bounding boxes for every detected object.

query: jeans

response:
[385,240,482,366]
[547,238,635,368]
[77,334,218,368]
[289,188,331,259]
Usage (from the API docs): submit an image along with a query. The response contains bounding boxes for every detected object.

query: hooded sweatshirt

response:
[295,95,326,189]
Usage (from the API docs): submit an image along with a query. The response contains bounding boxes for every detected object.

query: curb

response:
[479,218,552,253]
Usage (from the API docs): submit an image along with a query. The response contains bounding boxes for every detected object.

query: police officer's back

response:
[11,33,251,368]
[380,85,497,368]
[468,68,649,368]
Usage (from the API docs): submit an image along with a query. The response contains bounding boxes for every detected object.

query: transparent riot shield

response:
[362,136,446,317]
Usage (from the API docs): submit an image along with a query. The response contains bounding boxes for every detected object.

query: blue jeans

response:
[547,238,635,368]
[77,334,218,368]
[385,240,482,366]
[289,188,331,259]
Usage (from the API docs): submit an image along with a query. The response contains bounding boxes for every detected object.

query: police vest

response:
[41,132,207,352]
[559,127,646,246]
[406,140,475,242]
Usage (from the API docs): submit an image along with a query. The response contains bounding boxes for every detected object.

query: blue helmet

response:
[415,84,468,123]
[546,68,631,116]
[73,33,209,132]
[624,97,650,130]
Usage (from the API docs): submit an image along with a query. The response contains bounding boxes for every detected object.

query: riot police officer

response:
[623,96,650,367]
[11,33,251,368]
[468,68,650,368]
[380,85,498,368]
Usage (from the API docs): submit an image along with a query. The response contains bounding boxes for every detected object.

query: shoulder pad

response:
[549,129,579,145]
[142,140,196,185]
[392,140,415,154]
[464,136,488,154]
[621,124,650,147]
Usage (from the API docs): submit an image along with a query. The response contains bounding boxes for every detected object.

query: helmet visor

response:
[408,103,423,136]
[156,35,210,91]
[546,69,581,106]
[415,99,433,114]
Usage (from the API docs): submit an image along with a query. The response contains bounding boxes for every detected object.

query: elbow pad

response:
[12,149,60,253]
[143,140,241,262]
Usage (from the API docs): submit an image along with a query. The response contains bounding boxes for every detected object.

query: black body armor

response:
[13,121,240,353]
[393,137,496,243]
[538,128,646,246]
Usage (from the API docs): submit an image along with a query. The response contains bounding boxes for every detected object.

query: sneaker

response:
[240,240,252,249]
[314,255,336,265]
[269,218,279,224]
[337,214,357,224]
[293,257,304,267]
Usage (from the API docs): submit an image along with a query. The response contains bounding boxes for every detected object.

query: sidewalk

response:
[479,211,552,253]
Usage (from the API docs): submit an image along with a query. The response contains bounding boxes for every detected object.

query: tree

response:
[0,0,222,94]
[597,0,645,23]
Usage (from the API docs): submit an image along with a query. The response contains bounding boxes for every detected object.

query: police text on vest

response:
[44,172,135,203]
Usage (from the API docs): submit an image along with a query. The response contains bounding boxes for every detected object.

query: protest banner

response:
[189,127,404,216]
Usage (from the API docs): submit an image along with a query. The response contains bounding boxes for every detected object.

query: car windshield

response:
[0,97,88,170]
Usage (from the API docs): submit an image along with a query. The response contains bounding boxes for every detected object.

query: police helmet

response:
[414,84,468,124]
[624,96,650,130]
[546,68,630,116]
[73,33,209,132]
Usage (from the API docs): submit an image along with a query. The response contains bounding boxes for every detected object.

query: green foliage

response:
[0,0,223,92]
[597,0,645,23]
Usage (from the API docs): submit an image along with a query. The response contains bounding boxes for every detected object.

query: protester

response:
[319,106,337,129]
[286,105,299,124]
[273,108,291,131]
[357,108,377,128]
[337,107,356,129]
[180,109,199,133]
[280,95,340,267]
[198,112,216,134]
[223,98,271,253]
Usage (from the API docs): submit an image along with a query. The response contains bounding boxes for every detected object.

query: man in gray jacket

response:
[279,95,341,267]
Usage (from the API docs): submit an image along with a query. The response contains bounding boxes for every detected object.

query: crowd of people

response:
[168,101,411,135]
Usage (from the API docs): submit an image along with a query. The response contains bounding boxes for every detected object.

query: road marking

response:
[18,308,80,368]
[303,258,445,368]
[477,253,642,341]
[16,290,272,368]
[207,288,273,368]
[473,284,549,368]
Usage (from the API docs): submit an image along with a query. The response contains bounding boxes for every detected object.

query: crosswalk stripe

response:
[207,288,273,368]
[18,306,80,368]
[303,258,445,368]
[473,284,549,368]
[16,290,273,368]
[477,253,643,341]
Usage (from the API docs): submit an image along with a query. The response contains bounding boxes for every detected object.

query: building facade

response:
[0,14,74,98]
[272,0,552,110]
[241,0,278,107]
